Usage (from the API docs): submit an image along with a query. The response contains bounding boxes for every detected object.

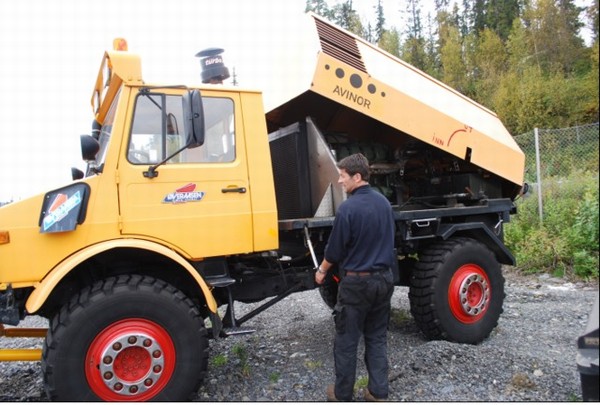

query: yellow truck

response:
[0,13,525,401]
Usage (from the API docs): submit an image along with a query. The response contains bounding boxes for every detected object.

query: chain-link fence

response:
[514,122,599,221]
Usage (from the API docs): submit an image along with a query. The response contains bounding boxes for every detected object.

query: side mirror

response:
[80,135,100,161]
[182,90,205,148]
[71,167,84,180]
[91,120,102,140]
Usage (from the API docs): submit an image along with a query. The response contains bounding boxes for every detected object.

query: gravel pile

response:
[0,270,597,402]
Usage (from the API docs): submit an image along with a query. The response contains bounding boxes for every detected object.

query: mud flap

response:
[209,312,223,339]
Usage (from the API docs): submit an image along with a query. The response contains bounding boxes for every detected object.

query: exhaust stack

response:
[196,48,230,84]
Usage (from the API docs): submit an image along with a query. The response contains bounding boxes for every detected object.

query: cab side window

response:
[128,93,235,164]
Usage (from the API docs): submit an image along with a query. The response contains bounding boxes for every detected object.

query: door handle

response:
[221,187,247,193]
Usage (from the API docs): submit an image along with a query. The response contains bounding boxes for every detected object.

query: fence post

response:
[534,127,543,223]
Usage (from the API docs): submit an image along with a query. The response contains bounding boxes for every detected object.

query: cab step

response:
[206,276,236,288]
[222,326,256,336]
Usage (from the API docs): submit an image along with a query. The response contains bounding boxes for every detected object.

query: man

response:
[315,153,396,402]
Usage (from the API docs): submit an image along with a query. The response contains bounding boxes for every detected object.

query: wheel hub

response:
[448,265,492,324]
[86,318,176,401]
[99,333,165,396]
[458,273,489,316]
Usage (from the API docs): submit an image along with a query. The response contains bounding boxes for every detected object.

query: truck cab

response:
[0,44,289,401]
[0,46,281,319]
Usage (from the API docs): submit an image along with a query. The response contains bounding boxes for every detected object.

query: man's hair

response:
[337,153,370,181]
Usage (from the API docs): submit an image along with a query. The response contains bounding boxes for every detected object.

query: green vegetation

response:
[506,172,599,280]
[511,372,536,389]
[269,372,280,383]
[232,343,251,377]
[211,353,228,367]
[516,127,599,182]
[304,359,323,370]
[389,307,412,327]
[354,375,369,390]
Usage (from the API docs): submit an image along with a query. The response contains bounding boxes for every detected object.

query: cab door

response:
[117,90,253,258]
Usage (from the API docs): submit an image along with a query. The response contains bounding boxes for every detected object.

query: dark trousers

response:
[333,269,394,401]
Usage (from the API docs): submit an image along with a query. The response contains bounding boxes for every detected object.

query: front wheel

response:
[42,275,208,401]
[409,237,505,344]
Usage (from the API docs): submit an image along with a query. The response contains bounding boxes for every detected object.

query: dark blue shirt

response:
[324,185,395,271]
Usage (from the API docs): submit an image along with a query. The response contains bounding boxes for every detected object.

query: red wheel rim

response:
[85,319,176,401]
[448,264,491,324]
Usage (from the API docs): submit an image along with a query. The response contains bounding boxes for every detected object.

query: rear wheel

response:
[409,237,504,344]
[42,275,208,401]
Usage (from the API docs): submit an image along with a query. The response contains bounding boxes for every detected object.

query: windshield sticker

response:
[163,183,205,204]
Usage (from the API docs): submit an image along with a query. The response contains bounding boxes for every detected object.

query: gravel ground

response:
[0,269,597,402]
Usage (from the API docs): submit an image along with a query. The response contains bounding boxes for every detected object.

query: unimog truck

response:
[0,13,525,401]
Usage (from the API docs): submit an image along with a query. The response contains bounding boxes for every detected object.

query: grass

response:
[354,376,369,390]
[389,308,412,327]
[269,372,280,383]
[304,359,323,370]
[232,343,251,377]
[211,353,228,367]
[511,372,535,389]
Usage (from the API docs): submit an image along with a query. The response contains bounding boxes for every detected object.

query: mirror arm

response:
[142,141,193,179]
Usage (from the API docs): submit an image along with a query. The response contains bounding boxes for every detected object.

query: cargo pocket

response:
[333,304,346,334]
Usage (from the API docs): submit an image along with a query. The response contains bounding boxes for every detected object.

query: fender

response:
[437,222,515,265]
[25,239,217,314]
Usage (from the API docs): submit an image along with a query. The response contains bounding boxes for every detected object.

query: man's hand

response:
[314,266,327,285]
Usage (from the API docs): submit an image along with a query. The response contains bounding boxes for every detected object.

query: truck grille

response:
[314,17,367,73]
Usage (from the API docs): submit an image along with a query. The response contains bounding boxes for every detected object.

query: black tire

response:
[42,275,208,401]
[409,237,505,344]
[580,373,600,401]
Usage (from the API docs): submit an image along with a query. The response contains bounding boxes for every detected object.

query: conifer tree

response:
[331,0,364,36]
[374,0,386,43]
[400,0,428,70]
[305,0,332,19]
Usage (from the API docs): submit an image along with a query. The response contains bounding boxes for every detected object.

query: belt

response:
[345,269,383,277]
